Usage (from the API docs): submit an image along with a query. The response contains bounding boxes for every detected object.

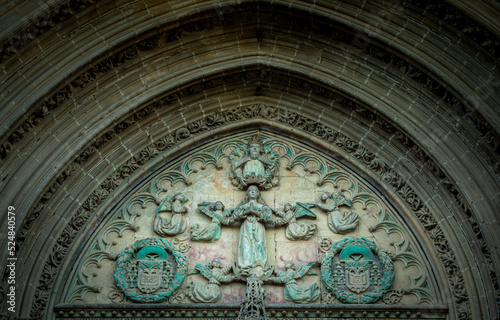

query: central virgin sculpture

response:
[232,185,274,276]
[190,136,319,282]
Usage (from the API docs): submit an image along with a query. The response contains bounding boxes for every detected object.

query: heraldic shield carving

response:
[114,238,187,302]
[321,238,394,304]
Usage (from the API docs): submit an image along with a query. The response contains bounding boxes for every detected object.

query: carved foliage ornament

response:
[113,238,187,302]
[321,237,394,304]
[236,275,267,320]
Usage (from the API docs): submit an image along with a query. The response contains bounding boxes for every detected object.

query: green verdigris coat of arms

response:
[321,237,394,303]
[114,238,187,303]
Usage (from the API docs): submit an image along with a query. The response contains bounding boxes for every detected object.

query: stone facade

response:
[0,1,498,320]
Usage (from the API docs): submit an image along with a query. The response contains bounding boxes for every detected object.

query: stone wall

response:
[0,1,498,320]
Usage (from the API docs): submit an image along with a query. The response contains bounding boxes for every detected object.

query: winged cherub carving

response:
[269,261,319,304]
[274,202,318,241]
[187,259,235,303]
[190,201,234,242]
[316,191,359,234]
[153,192,189,236]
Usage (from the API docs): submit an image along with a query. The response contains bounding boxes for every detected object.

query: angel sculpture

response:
[316,191,359,234]
[190,201,234,242]
[269,261,320,304]
[274,203,318,241]
[187,259,235,303]
[153,192,189,236]
[229,135,279,190]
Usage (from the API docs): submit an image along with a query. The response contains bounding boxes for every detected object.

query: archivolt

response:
[0,1,498,320]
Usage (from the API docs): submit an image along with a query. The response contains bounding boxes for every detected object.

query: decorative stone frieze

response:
[53,303,449,319]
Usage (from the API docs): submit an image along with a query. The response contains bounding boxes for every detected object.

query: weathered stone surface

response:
[0,2,498,320]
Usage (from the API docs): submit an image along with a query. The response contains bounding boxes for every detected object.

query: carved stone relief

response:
[321,238,394,304]
[274,203,317,241]
[153,193,189,236]
[4,6,497,317]
[269,262,320,304]
[316,191,359,234]
[20,103,478,319]
[229,135,280,190]
[187,259,235,303]
[61,133,441,320]
[113,238,187,302]
[190,201,233,242]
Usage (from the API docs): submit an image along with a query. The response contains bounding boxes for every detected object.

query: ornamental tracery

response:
[59,132,444,318]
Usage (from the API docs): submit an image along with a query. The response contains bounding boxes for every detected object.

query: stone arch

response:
[0,1,498,319]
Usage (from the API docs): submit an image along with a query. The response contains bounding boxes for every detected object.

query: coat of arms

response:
[136,246,169,293]
[341,246,373,293]
[321,237,394,303]
[114,238,187,302]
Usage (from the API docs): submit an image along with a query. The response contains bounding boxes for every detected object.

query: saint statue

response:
[229,136,279,190]
[232,185,274,276]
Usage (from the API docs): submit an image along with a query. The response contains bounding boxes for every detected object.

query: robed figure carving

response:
[233,186,274,276]
[153,193,189,236]
[275,203,318,241]
[269,262,319,304]
[187,259,235,303]
[229,136,279,190]
[316,191,359,234]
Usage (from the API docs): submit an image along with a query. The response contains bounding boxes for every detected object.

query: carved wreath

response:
[321,237,394,304]
[114,238,187,302]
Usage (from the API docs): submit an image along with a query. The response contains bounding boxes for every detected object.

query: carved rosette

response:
[113,238,187,302]
[321,238,394,304]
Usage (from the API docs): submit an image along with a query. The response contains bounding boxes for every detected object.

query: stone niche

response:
[56,131,448,319]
